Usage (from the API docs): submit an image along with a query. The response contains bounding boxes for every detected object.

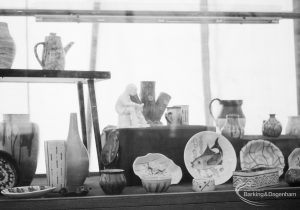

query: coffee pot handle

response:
[209,98,221,123]
[34,42,45,68]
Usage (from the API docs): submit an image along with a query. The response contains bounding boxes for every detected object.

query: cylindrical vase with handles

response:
[0,114,39,186]
[66,113,89,192]
[286,116,300,137]
[0,22,16,69]
[209,98,246,132]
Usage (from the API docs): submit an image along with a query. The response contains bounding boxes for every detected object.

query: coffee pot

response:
[34,33,74,70]
[209,98,246,131]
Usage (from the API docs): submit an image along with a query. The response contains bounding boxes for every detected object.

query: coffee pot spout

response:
[64,42,74,54]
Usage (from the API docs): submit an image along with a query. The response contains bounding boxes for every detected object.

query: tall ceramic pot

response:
[286,116,300,137]
[0,114,39,186]
[0,22,16,69]
[66,113,89,191]
[209,98,246,131]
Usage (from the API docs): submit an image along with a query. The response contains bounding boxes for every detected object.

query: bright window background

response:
[0,0,297,173]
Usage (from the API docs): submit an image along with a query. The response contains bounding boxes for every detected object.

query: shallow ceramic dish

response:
[141,177,171,193]
[184,131,237,185]
[288,148,300,169]
[240,139,285,176]
[0,151,19,191]
[133,153,182,184]
[1,186,56,198]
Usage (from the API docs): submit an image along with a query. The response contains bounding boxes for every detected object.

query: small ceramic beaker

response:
[99,169,127,195]
[44,140,67,192]
[192,178,215,192]
[165,106,183,125]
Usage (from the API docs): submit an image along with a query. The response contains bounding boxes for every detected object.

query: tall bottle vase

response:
[0,114,39,186]
[66,113,89,192]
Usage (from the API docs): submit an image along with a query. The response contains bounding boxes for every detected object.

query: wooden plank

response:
[0,69,110,83]
[87,79,102,171]
[77,82,88,148]
[1,9,300,19]
[294,0,300,114]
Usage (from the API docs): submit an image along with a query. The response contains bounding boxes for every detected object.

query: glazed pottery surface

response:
[34,33,73,70]
[221,114,244,139]
[0,150,19,190]
[99,169,127,195]
[0,22,15,69]
[209,98,245,131]
[0,114,39,186]
[286,116,300,137]
[192,178,215,192]
[44,140,66,192]
[262,114,282,137]
[66,113,89,191]
[141,177,171,193]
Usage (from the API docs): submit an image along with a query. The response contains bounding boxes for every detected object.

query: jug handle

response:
[34,42,45,68]
[209,98,221,123]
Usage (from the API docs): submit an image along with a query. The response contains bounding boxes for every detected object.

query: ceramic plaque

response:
[133,153,182,184]
[288,148,300,169]
[184,131,237,185]
[240,139,285,176]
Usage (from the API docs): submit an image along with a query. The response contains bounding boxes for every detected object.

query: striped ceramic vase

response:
[0,22,16,69]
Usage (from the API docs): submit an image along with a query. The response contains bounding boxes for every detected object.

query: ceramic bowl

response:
[141,177,171,193]
[192,178,215,192]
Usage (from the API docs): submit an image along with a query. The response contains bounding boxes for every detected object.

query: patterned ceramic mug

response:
[192,178,215,192]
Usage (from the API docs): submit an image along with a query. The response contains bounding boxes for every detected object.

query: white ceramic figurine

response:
[115,84,148,128]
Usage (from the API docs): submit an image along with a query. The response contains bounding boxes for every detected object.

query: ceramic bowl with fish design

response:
[133,153,182,184]
[184,131,237,185]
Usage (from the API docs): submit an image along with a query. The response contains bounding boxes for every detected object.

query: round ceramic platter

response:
[184,131,237,185]
[288,148,300,169]
[133,153,182,184]
[240,139,285,176]
[0,151,18,191]
[1,186,56,199]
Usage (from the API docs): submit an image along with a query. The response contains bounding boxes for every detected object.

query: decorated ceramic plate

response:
[1,186,56,198]
[184,131,237,185]
[0,151,19,191]
[288,148,300,169]
[133,153,182,184]
[240,139,285,176]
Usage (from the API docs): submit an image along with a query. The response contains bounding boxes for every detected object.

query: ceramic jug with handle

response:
[34,33,74,70]
[209,98,246,131]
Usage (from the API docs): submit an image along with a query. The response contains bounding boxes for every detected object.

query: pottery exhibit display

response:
[209,98,246,131]
[141,176,171,193]
[192,178,215,192]
[115,84,148,128]
[221,114,244,139]
[286,116,300,137]
[0,22,16,69]
[66,113,89,191]
[0,150,19,190]
[34,33,73,70]
[0,114,39,186]
[99,169,127,195]
[1,186,56,199]
[240,139,285,176]
[140,81,171,124]
[44,140,67,192]
[133,153,182,185]
[262,114,282,137]
[184,131,237,185]
[233,167,279,189]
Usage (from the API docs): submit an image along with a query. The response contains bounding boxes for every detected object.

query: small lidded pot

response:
[262,114,282,137]
[192,178,215,192]
[99,169,127,195]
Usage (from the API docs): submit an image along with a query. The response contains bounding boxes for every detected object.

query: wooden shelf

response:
[0,175,299,209]
[0,69,111,83]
